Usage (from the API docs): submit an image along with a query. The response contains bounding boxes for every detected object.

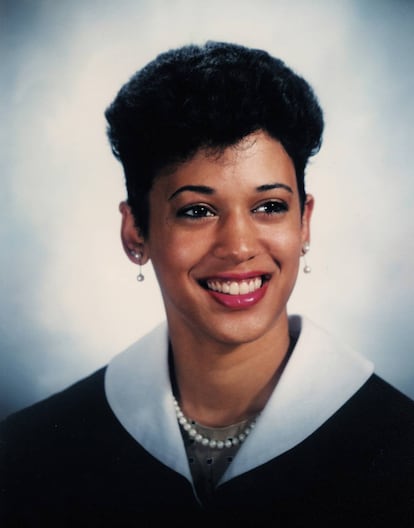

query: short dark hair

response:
[105,41,324,236]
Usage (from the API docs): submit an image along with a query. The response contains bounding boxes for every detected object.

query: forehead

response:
[155,131,297,195]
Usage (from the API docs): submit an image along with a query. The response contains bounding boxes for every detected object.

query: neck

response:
[168,313,292,427]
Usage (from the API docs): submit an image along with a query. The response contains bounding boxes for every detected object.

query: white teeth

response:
[206,277,263,295]
[239,282,249,295]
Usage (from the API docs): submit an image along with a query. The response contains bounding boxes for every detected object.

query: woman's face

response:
[123,131,313,347]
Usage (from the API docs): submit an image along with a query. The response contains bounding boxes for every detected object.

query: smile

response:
[206,277,263,295]
[200,274,270,310]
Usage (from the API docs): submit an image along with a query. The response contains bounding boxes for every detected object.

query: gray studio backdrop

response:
[1,0,413,419]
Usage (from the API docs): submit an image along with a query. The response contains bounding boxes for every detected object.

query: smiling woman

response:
[1,41,413,526]
[120,132,311,352]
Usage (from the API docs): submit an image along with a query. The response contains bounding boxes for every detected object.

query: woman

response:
[1,42,413,526]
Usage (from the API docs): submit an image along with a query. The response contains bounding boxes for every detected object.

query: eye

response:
[177,204,215,218]
[253,200,288,215]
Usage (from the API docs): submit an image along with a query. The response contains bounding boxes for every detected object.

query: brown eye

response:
[177,205,215,218]
[253,201,288,215]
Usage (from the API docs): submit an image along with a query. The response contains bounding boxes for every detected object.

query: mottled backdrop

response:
[1,0,413,419]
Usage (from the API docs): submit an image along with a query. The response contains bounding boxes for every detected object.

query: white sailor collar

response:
[105,315,374,486]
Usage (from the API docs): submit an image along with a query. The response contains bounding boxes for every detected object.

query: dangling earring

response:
[137,262,145,282]
[302,242,311,274]
[130,250,145,282]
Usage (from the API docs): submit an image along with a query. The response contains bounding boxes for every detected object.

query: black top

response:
[1,368,413,527]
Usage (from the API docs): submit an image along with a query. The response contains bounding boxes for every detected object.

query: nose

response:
[212,211,259,264]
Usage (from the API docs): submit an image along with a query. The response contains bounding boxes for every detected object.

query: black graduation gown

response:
[1,367,413,527]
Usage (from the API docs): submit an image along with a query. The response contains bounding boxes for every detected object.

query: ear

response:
[119,201,150,264]
[300,194,314,247]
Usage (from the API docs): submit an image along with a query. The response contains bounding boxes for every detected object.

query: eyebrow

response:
[256,183,293,194]
[168,182,293,201]
[168,185,215,201]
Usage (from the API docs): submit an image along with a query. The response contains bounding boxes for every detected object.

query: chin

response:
[202,316,282,348]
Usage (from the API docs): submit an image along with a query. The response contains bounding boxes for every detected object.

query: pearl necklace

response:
[173,397,258,449]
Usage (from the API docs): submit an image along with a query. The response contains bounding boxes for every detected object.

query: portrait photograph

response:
[1,0,413,525]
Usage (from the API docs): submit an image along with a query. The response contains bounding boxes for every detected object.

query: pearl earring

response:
[130,250,145,282]
[302,242,311,274]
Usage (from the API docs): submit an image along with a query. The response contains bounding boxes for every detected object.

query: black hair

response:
[105,41,324,236]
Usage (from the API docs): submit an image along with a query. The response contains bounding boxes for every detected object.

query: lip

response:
[199,271,271,310]
[206,281,269,310]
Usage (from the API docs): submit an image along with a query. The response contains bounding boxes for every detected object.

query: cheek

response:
[266,225,303,260]
[149,230,207,277]
[176,238,212,277]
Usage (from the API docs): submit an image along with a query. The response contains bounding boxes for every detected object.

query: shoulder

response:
[343,374,414,465]
[224,375,414,525]
[0,367,127,467]
[335,373,414,434]
[1,367,108,437]
[311,373,414,463]
[310,373,414,491]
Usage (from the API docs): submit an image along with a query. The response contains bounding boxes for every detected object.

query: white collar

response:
[105,316,373,486]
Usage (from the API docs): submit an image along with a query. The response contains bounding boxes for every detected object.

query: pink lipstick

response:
[201,272,270,310]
